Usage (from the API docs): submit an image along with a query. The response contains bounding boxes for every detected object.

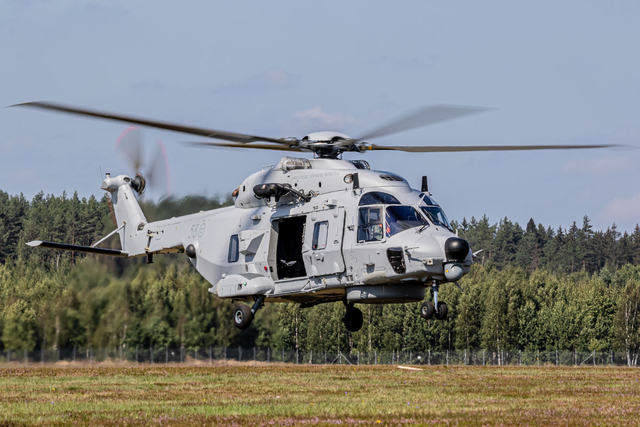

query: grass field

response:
[0,363,639,426]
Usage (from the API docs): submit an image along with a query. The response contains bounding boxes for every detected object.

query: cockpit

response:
[356,191,453,242]
[357,191,429,242]
[419,193,452,231]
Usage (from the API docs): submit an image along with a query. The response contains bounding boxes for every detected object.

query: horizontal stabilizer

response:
[27,241,128,257]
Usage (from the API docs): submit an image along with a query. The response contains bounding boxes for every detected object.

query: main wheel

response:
[435,302,448,320]
[343,307,363,332]
[420,301,435,320]
[234,305,254,330]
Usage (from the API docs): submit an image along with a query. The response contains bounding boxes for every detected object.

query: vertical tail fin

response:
[101,174,148,255]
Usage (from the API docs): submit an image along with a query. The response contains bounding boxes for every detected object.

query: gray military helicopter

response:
[14,101,616,332]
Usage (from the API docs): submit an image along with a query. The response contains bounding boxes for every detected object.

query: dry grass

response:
[0,364,638,426]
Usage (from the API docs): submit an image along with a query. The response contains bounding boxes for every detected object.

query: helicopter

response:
[13,101,617,332]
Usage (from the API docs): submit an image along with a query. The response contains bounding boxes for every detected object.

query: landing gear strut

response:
[421,280,448,321]
[233,295,266,330]
[342,302,363,332]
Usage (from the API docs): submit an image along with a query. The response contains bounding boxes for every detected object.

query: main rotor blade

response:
[355,105,490,142]
[12,101,286,144]
[185,141,304,152]
[367,143,623,153]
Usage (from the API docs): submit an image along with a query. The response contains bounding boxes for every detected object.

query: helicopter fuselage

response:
[126,156,472,307]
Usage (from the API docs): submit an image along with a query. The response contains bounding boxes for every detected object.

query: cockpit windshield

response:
[385,206,428,238]
[358,205,428,242]
[419,194,452,230]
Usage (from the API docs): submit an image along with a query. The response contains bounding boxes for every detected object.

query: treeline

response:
[0,190,638,359]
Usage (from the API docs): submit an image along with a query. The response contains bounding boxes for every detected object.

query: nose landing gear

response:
[421,280,448,321]
[233,295,266,330]
[342,302,363,332]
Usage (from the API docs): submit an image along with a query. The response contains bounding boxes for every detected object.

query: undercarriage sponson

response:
[346,283,425,304]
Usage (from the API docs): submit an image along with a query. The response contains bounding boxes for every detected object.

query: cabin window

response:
[358,192,401,206]
[312,221,329,250]
[357,207,384,242]
[228,234,239,263]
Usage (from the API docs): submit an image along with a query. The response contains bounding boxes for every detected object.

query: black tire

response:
[343,307,363,332]
[234,305,254,330]
[435,302,448,320]
[420,301,435,320]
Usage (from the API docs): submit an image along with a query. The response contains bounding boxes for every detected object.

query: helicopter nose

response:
[444,237,470,262]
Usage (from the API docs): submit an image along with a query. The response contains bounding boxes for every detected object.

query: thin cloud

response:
[293,107,358,129]
[215,69,296,94]
[598,192,640,223]
[561,155,635,175]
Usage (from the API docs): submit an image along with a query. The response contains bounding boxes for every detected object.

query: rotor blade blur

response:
[116,126,143,172]
[12,101,287,144]
[367,143,623,153]
[185,141,304,152]
[145,139,171,196]
[355,105,490,142]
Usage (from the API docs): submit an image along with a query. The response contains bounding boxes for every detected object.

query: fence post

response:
[357,351,360,365]
[375,350,377,365]
[166,348,169,364]
[310,350,313,365]
[482,350,485,366]
[574,349,577,366]
[428,350,431,366]
[296,349,299,364]
[267,347,270,363]
[339,350,342,365]
[446,350,449,365]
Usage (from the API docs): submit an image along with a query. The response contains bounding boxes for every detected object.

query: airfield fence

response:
[0,347,638,367]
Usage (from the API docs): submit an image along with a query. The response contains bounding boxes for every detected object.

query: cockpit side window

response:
[357,207,384,242]
[359,192,401,206]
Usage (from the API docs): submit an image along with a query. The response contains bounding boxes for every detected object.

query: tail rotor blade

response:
[145,139,172,197]
[116,126,144,172]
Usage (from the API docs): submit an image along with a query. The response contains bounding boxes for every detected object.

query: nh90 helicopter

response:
[13,102,616,332]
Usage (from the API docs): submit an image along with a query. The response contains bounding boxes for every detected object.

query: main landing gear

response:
[233,295,266,330]
[342,302,363,332]
[420,279,448,321]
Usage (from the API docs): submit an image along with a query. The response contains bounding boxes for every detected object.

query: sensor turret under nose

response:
[444,237,470,262]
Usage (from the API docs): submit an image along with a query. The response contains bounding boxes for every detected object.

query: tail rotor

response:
[116,126,171,198]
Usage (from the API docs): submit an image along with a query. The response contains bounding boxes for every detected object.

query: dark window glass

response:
[385,206,428,237]
[421,206,452,230]
[312,221,329,250]
[228,234,239,263]
[357,207,384,242]
[359,192,401,206]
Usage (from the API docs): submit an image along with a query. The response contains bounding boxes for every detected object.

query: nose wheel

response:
[233,295,266,330]
[342,303,363,332]
[421,280,448,321]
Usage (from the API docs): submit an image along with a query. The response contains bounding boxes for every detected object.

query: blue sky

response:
[1,0,639,232]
